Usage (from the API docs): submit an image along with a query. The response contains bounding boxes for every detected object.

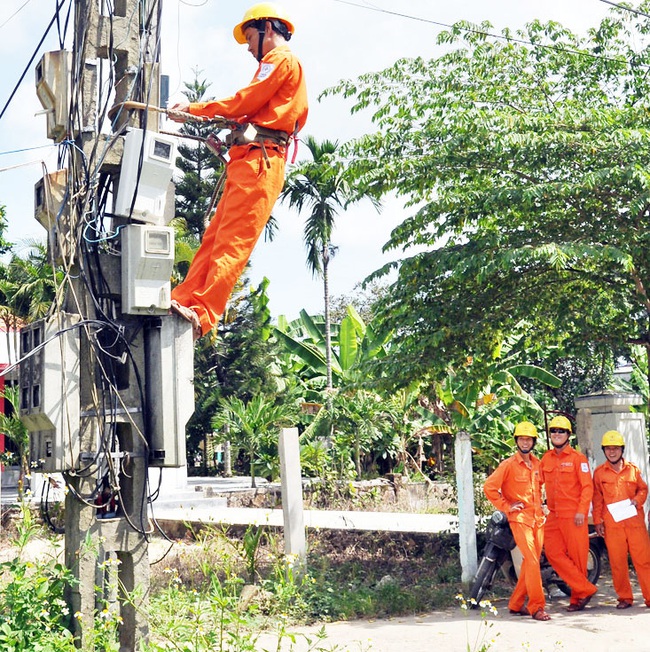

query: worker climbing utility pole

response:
[22,1,194,649]
[167,2,308,339]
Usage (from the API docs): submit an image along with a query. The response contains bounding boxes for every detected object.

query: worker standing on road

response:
[540,415,597,612]
[593,430,650,609]
[168,3,308,339]
[484,421,551,621]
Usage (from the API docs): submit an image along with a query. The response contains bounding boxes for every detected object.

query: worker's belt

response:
[226,124,290,147]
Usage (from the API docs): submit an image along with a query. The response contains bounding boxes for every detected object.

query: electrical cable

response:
[0,157,54,174]
[329,0,650,72]
[39,475,65,534]
[0,0,69,121]
[14,314,150,533]
[15,0,183,541]
[0,143,56,157]
[55,0,74,49]
[599,0,650,20]
[0,0,34,30]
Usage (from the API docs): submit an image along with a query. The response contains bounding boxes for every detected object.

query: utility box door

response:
[121,224,174,315]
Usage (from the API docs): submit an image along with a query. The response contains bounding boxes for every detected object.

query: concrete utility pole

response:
[21,1,194,649]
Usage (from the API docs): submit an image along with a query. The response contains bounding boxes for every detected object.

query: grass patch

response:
[0,509,465,650]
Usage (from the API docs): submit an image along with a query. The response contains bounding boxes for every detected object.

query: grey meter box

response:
[121,224,174,315]
[20,313,81,473]
[114,128,177,225]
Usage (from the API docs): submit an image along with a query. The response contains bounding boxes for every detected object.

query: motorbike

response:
[469,510,604,605]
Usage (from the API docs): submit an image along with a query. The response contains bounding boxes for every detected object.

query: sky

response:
[0,0,615,321]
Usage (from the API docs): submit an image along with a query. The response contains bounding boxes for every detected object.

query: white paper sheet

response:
[607,498,638,523]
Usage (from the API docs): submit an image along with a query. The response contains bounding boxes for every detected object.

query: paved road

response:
[259,586,650,651]
[257,563,649,652]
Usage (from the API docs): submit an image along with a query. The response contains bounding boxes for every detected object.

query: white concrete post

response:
[455,430,478,583]
[224,438,232,477]
[278,427,306,568]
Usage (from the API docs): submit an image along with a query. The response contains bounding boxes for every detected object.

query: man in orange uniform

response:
[540,415,597,612]
[593,430,650,609]
[484,421,551,621]
[169,3,308,338]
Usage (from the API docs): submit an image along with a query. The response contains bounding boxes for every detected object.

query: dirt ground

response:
[260,565,650,651]
[259,601,650,652]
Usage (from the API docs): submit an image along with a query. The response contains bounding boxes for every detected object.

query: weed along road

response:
[260,597,650,651]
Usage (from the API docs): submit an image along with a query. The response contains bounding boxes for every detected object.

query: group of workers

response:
[484,417,650,621]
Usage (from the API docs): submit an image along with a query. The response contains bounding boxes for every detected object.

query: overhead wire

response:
[0,156,55,174]
[66,0,166,538]
[0,143,57,157]
[0,0,70,122]
[54,0,73,49]
[0,0,34,30]
[329,0,650,72]
[599,0,650,20]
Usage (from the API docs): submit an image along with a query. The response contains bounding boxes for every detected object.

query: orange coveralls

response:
[593,459,650,606]
[484,452,546,615]
[540,446,596,604]
[171,44,308,336]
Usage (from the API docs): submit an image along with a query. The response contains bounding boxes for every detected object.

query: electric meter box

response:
[121,224,174,315]
[114,128,177,225]
[20,313,81,473]
[34,169,73,263]
[34,169,68,229]
[146,316,194,468]
[35,50,71,142]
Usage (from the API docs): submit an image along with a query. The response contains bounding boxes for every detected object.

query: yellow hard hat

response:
[514,421,537,438]
[548,415,572,433]
[233,3,295,44]
[601,430,625,447]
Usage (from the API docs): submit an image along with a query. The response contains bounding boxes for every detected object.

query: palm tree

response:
[4,240,58,319]
[281,137,353,389]
[0,240,58,362]
[211,394,297,488]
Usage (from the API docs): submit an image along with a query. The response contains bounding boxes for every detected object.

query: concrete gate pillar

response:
[574,391,650,516]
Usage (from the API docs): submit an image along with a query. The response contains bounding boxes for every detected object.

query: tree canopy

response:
[327,6,650,388]
[173,74,225,241]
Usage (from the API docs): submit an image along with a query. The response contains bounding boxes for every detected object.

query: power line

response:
[0,143,55,157]
[0,157,52,174]
[600,0,650,20]
[0,0,69,122]
[330,0,647,71]
[0,0,34,30]
[331,0,446,27]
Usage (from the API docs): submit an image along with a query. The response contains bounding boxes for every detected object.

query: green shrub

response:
[0,556,76,651]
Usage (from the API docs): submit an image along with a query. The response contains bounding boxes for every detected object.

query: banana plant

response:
[274,305,391,388]
[413,335,562,471]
